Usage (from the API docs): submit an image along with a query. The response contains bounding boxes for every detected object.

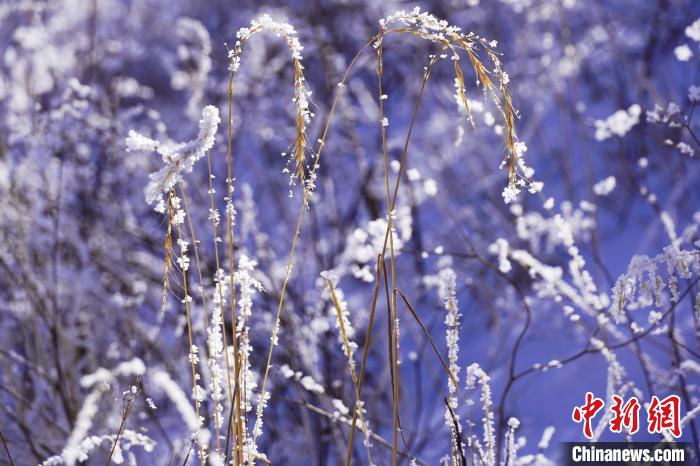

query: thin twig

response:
[0,426,15,466]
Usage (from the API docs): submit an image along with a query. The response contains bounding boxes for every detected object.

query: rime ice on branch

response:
[126,105,221,211]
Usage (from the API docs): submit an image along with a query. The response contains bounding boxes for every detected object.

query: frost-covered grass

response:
[122,9,530,465]
[1,1,699,466]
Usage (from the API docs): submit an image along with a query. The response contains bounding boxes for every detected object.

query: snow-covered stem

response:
[234,255,263,463]
[466,363,496,466]
[440,268,463,465]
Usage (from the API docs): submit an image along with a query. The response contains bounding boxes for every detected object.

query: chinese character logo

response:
[647,395,681,438]
[572,392,605,439]
[572,392,683,439]
[609,395,640,434]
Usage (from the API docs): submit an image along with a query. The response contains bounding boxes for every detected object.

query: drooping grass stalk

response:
[226,18,313,462]
[255,22,514,460]
[363,13,522,463]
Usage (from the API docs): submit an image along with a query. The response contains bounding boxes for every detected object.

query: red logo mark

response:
[572,391,605,439]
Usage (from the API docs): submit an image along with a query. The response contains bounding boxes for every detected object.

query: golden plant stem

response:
[395,290,459,390]
[325,278,373,465]
[171,194,206,466]
[225,74,244,465]
[374,41,400,466]
[179,182,219,455]
[252,195,307,449]
[105,397,135,466]
[344,256,383,465]
[204,153,237,458]
[161,201,173,316]
[246,35,378,461]
[375,37,458,465]
[226,28,311,462]
[237,31,374,462]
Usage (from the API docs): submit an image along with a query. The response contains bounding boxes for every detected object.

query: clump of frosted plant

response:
[280,364,325,394]
[645,76,698,159]
[592,176,616,196]
[510,200,608,321]
[686,17,700,41]
[594,104,641,141]
[511,205,611,318]
[188,345,206,406]
[515,200,595,254]
[505,417,521,466]
[228,14,313,191]
[488,238,512,273]
[646,102,682,126]
[466,363,495,466]
[235,255,264,418]
[126,105,220,211]
[502,141,538,204]
[502,184,521,205]
[328,208,413,283]
[236,255,265,326]
[207,268,229,431]
[610,245,700,323]
[674,44,693,62]
[41,431,155,466]
[57,359,147,466]
[176,238,190,272]
[440,268,461,394]
[379,7,467,40]
[185,341,207,458]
